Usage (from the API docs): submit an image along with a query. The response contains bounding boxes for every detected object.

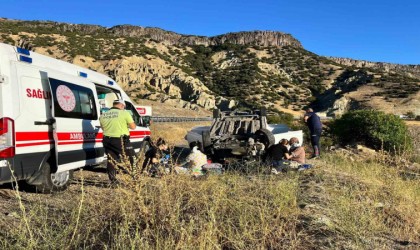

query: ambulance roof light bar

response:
[17,47,30,55]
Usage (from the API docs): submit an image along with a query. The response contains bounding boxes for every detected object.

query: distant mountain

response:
[1,18,418,117]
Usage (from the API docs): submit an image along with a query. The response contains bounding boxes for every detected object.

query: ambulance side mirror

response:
[142,116,151,127]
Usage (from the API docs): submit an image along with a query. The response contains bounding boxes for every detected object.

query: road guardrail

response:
[151,116,212,123]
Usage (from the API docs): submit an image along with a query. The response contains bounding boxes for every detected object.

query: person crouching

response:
[266,138,290,173]
[175,141,207,176]
[271,137,306,174]
[286,137,306,167]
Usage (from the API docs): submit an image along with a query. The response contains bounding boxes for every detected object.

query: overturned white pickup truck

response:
[185,109,303,162]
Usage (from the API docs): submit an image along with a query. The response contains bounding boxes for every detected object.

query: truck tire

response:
[35,162,73,193]
[255,128,275,148]
[202,130,211,148]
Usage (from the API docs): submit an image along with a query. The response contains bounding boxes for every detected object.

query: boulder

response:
[327,96,351,117]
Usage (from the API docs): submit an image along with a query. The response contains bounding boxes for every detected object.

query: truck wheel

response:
[202,130,211,148]
[35,162,73,193]
[255,128,275,148]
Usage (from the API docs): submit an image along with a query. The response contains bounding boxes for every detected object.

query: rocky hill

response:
[1,18,419,117]
[328,57,420,79]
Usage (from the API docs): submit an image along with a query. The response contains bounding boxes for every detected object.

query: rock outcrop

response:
[327,96,351,117]
[216,97,237,111]
[1,19,302,48]
[211,31,302,48]
[329,57,420,79]
[109,26,302,47]
[99,56,216,109]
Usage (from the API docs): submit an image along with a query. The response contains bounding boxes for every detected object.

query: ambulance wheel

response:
[35,162,73,193]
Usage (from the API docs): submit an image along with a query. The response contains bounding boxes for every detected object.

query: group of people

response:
[141,138,211,177]
[265,108,322,173]
[265,137,306,173]
[99,99,322,183]
[99,99,213,183]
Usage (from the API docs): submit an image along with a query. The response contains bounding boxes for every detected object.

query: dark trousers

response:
[272,160,289,172]
[310,129,322,156]
[103,136,134,182]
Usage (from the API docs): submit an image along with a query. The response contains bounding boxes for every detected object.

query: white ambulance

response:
[0,43,151,191]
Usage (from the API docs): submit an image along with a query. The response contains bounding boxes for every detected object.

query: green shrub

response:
[267,113,294,128]
[330,110,412,153]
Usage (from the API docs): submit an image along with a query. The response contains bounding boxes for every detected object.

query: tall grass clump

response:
[2,149,419,249]
[309,153,420,248]
[330,110,413,153]
[0,164,303,249]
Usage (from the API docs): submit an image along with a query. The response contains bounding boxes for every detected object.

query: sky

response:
[1,0,419,65]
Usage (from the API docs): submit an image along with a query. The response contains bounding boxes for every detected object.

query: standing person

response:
[100,99,136,184]
[304,108,322,158]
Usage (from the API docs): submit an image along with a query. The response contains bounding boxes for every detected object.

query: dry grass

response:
[150,121,211,145]
[407,125,420,164]
[1,172,303,249]
[405,120,420,126]
[300,152,420,249]
[0,122,419,249]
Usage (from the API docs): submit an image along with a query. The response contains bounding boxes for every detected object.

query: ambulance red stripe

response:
[15,130,150,142]
[16,132,51,141]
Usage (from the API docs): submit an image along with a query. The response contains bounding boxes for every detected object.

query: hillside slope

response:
[1,18,418,117]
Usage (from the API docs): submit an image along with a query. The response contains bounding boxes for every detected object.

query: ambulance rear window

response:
[49,78,97,120]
